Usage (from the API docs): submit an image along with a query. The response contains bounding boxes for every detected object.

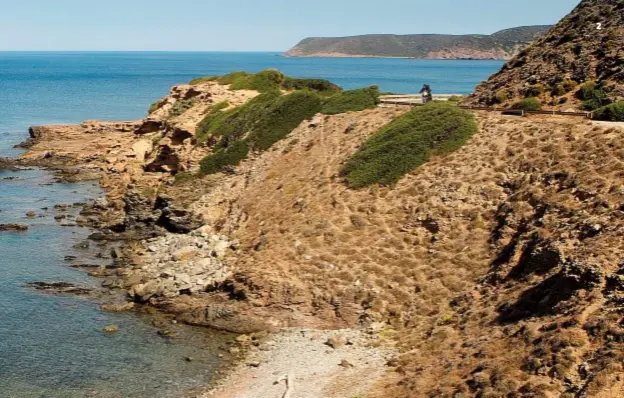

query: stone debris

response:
[127,229,234,302]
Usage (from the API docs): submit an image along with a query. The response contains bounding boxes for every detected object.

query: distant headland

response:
[284,25,552,60]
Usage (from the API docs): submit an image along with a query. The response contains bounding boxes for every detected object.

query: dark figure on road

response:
[420,84,433,104]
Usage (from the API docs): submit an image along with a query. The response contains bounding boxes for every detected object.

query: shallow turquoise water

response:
[0,52,502,397]
[0,168,230,397]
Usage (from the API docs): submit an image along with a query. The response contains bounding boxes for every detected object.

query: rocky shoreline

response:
[7,80,401,397]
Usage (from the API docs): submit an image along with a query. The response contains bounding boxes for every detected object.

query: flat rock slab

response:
[25,282,93,295]
[0,224,28,232]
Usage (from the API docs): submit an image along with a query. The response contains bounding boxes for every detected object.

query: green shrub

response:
[196,92,281,143]
[495,90,510,104]
[169,99,195,118]
[217,71,251,85]
[577,81,610,111]
[198,91,322,174]
[524,84,545,98]
[199,141,250,175]
[446,95,464,103]
[511,98,542,111]
[551,84,566,96]
[189,76,218,85]
[174,171,195,184]
[190,70,341,96]
[321,86,380,115]
[341,102,477,188]
[562,80,578,92]
[282,77,341,95]
[148,100,163,114]
[593,101,624,121]
[246,91,322,150]
[229,70,285,92]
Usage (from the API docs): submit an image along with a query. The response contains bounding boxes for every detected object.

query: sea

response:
[0,52,504,397]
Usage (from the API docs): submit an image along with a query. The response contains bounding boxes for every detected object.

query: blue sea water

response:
[0,52,503,397]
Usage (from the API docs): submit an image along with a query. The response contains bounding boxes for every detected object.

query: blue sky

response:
[0,0,580,51]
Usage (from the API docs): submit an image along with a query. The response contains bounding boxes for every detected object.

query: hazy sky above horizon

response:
[0,0,580,51]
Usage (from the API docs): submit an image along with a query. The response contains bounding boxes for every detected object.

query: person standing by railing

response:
[419,84,433,104]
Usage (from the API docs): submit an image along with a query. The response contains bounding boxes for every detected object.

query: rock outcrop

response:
[20,74,624,397]
[465,0,624,108]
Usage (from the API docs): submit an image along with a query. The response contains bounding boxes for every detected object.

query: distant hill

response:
[465,0,624,109]
[284,25,552,60]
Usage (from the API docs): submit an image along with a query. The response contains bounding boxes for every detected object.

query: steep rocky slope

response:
[465,0,624,110]
[22,79,624,397]
[284,26,551,59]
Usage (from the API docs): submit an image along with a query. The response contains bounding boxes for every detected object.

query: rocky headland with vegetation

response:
[285,25,551,60]
[11,55,623,397]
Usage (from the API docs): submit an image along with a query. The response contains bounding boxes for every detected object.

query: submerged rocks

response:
[25,282,92,295]
[100,302,135,312]
[0,224,28,232]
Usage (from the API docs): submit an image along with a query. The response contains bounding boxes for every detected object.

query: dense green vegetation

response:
[196,92,281,144]
[577,81,611,111]
[320,86,380,115]
[190,70,341,95]
[192,70,383,175]
[246,91,322,150]
[198,91,322,174]
[341,102,477,188]
[199,141,250,175]
[511,97,542,111]
[593,101,624,121]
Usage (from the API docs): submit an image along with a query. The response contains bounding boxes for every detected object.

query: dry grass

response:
[167,106,624,397]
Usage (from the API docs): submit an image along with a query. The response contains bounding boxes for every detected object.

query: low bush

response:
[173,171,195,184]
[341,102,477,188]
[190,70,341,95]
[562,79,578,92]
[247,91,322,150]
[524,84,545,98]
[511,97,542,111]
[551,84,566,96]
[495,90,510,104]
[577,81,610,111]
[282,77,341,95]
[148,100,163,114]
[321,86,380,115]
[199,141,249,175]
[593,101,624,121]
[446,95,464,103]
[189,76,218,85]
[198,91,322,174]
[196,92,281,143]
[229,70,285,92]
[169,99,195,118]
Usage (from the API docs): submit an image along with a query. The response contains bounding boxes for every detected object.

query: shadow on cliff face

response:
[496,262,603,324]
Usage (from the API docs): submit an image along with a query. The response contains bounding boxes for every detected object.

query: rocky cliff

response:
[465,0,624,109]
[284,26,551,59]
[22,75,624,397]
